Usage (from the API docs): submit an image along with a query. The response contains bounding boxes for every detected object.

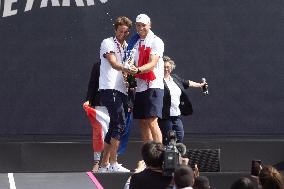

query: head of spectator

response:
[174,165,195,189]
[135,13,151,39]
[259,165,284,189]
[163,56,176,78]
[230,177,255,189]
[141,141,165,169]
[193,176,210,189]
[114,16,132,44]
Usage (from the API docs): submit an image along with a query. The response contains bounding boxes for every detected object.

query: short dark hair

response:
[141,141,164,168]
[230,177,254,189]
[174,166,194,188]
[194,176,210,189]
[114,16,132,30]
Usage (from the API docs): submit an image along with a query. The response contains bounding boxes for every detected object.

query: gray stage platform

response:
[0,172,97,189]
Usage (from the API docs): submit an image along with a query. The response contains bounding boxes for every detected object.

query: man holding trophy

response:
[125,14,165,143]
[97,16,134,172]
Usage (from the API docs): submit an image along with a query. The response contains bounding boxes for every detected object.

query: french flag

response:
[83,103,132,154]
[83,103,109,152]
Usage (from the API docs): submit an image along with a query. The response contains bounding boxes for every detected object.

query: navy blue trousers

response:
[158,116,184,145]
[100,89,127,144]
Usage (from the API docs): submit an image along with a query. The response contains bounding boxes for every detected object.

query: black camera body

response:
[163,130,181,177]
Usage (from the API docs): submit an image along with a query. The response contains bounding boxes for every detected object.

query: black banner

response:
[0,0,284,136]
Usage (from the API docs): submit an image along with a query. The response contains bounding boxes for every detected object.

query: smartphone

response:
[251,159,262,176]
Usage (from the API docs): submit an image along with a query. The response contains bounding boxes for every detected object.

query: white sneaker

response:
[98,164,110,173]
[109,163,130,173]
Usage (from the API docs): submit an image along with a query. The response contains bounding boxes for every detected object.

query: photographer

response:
[129,141,173,189]
[128,133,190,189]
[159,56,208,145]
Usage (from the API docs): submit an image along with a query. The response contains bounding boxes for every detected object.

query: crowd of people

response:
[230,165,284,189]
[123,141,284,189]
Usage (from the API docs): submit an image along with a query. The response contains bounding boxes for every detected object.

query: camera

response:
[163,130,186,177]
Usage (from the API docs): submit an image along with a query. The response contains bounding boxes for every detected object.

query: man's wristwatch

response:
[136,68,141,74]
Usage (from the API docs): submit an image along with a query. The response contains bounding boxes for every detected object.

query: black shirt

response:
[129,168,173,189]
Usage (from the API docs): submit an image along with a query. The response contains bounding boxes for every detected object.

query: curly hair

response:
[114,16,132,30]
[259,165,284,189]
[163,55,176,70]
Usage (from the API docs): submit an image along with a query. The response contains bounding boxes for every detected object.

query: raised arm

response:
[188,80,206,88]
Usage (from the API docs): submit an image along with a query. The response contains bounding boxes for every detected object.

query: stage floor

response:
[0,172,98,189]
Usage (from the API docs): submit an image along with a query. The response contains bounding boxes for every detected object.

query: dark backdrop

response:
[0,0,283,136]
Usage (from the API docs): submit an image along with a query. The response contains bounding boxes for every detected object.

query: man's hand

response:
[134,160,146,173]
[83,101,90,107]
[180,157,189,165]
[128,65,139,75]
